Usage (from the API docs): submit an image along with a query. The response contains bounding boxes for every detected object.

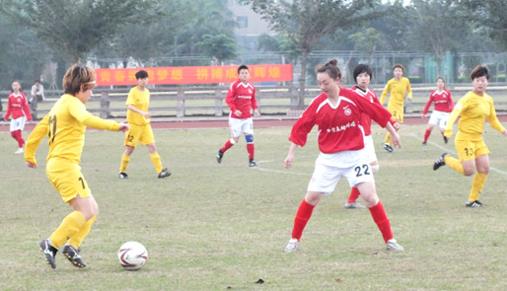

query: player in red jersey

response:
[4,80,32,154]
[421,77,454,144]
[283,60,404,253]
[216,65,259,167]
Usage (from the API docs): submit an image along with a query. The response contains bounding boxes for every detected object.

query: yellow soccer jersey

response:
[380,77,413,107]
[24,94,121,165]
[126,86,150,126]
[445,91,506,140]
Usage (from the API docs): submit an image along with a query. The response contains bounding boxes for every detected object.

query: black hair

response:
[353,64,373,83]
[316,59,341,80]
[237,65,249,74]
[470,65,489,80]
[135,70,148,80]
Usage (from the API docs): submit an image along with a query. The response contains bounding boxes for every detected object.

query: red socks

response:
[368,201,393,243]
[247,143,254,161]
[10,130,24,148]
[347,187,360,203]
[423,128,431,143]
[291,200,315,240]
[220,139,234,153]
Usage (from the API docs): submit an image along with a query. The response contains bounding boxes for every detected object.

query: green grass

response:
[1,124,506,290]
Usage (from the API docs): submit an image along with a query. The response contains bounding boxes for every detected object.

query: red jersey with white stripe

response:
[4,92,32,120]
[289,88,391,154]
[226,80,257,119]
[422,89,454,114]
[352,85,381,136]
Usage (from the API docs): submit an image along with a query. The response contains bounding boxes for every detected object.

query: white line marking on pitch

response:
[252,166,309,176]
[405,132,507,176]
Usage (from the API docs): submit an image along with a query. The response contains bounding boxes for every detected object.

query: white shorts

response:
[307,149,374,195]
[229,117,253,137]
[363,135,378,164]
[10,116,26,132]
[428,110,450,130]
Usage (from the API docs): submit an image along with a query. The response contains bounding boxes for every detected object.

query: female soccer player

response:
[283,60,404,252]
[24,64,129,269]
[421,77,454,144]
[380,64,412,152]
[4,80,32,154]
[216,65,259,167]
[433,65,507,208]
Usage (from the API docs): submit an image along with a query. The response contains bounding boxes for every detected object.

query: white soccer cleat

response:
[14,148,24,154]
[284,238,299,253]
[344,202,366,209]
[386,239,404,252]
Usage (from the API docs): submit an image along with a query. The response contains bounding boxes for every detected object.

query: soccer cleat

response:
[158,168,171,178]
[62,245,87,268]
[443,135,449,144]
[14,148,24,154]
[386,239,404,252]
[344,202,365,209]
[118,172,128,179]
[433,153,447,171]
[216,150,224,164]
[465,200,483,208]
[383,143,394,153]
[284,238,299,253]
[39,239,58,269]
[248,160,257,167]
[422,141,427,145]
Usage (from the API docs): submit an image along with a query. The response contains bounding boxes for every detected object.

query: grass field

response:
[1,124,507,290]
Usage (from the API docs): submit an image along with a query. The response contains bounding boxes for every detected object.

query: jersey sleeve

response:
[24,114,49,165]
[4,96,12,120]
[251,87,257,110]
[448,90,454,111]
[406,78,413,100]
[380,81,390,105]
[22,95,32,120]
[422,93,433,115]
[68,99,120,131]
[352,92,391,127]
[288,99,318,147]
[225,83,237,112]
[444,98,465,137]
[487,98,506,133]
[126,89,136,106]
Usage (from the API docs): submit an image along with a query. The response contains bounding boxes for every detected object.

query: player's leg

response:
[466,142,490,207]
[383,106,400,152]
[424,113,437,144]
[142,125,170,178]
[346,136,377,209]
[217,118,241,163]
[243,118,256,167]
[119,126,139,178]
[438,113,449,144]
[10,118,24,153]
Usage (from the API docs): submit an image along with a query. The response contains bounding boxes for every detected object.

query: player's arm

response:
[251,87,260,116]
[444,98,464,137]
[406,78,413,100]
[225,84,241,116]
[22,95,32,120]
[487,98,507,135]
[422,94,433,117]
[69,101,124,131]
[24,114,49,168]
[3,96,12,120]
[448,90,455,111]
[379,81,390,105]
[126,90,149,118]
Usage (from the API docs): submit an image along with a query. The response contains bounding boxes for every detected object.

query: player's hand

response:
[283,154,295,169]
[421,113,427,119]
[234,110,242,116]
[142,112,151,119]
[118,122,129,132]
[392,121,401,131]
[254,109,261,117]
[26,161,37,168]
[391,132,401,148]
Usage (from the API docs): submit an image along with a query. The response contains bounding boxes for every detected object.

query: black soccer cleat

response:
[118,172,128,179]
[158,168,171,178]
[216,150,224,164]
[248,160,257,167]
[62,245,87,268]
[433,153,448,171]
[39,239,58,270]
[383,143,394,153]
[443,135,449,144]
[465,200,483,208]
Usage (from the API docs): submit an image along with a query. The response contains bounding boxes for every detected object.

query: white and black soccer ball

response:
[117,241,148,271]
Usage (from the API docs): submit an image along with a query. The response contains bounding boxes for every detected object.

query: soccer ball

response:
[117,241,148,271]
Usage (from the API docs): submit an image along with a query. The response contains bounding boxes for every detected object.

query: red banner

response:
[95,64,292,86]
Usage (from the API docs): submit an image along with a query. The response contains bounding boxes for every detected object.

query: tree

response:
[462,0,507,49]
[239,0,380,108]
[1,0,160,63]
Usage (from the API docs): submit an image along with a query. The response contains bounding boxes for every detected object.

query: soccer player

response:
[216,65,259,167]
[283,60,404,253]
[380,64,412,152]
[433,65,507,208]
[4,80,32,154]
[118,70,171,179]
[24,64,129,269]
[421,77,454,145]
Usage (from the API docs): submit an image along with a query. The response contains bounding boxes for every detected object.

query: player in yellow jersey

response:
[433,65,507,208]
[380,64,412,152]
[118,70,170,179]
[24,64,129,269]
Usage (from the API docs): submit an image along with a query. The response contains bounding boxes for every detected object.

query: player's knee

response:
[371,163,379,173]
[463,168,475,176]
[125,146,135,155]
[305,192,321,205]
[147,144,157,153]
[10,131,16,138]
[230,137,239,144]
[245,134,254,144]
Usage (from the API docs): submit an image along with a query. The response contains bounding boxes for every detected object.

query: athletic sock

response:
[49,211,87,249]
[347,187,360,203]
[291,200,315,240]
[368,201,393,243]
[468,173,488,202]
[444,155,464,175]
[68,216,97,249]
[149,152,163,174]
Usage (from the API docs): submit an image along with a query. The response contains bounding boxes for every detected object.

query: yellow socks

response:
[49,211,86,249]
[384,132,392,145]
[150,152,163,174]
[444,155,465,175]
[468,173,488,202]
[68,216,96,249]
[119,153,130,172]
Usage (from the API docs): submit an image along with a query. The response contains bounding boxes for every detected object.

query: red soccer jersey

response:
[352,85,381,136]
[226,80,257,119]
[289,87,391,154]
[4,92,32,120]
[422,89,454,114]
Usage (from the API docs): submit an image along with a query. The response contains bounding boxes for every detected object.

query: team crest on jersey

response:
[343,106,352,116]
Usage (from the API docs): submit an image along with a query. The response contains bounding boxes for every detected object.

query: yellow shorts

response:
[387,104,404,123]
[46,159,91,203]
[125,124,155,147]
[455,139,490,161]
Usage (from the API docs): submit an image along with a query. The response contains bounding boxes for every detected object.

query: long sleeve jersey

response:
[226,80,257,119]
